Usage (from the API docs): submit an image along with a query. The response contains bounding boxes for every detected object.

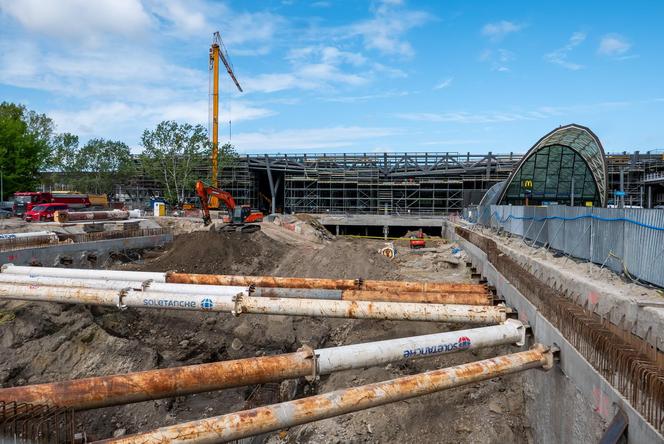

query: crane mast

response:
[209,31,242,207]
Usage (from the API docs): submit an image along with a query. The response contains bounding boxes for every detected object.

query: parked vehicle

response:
[13,192,90,216]
[24,203,69,222]
[0,209,12,219]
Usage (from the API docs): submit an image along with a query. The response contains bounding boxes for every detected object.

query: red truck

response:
[23,203,69,222]
[13,192,90,216]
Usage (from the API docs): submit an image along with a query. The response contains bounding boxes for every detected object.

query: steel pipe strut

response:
[2,265,487,295]
[94,344,554,444]
[339,289,492,305]
[166,272,487,293]
[0,321,525,410]
[0,284,506,324]
[0,274,491,306]
[259,287,492,305]
[1,264,166,283]
[0,274,248,297]
[0,350,313,410]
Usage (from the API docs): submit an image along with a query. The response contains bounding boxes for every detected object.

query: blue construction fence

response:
[472,204,664,288]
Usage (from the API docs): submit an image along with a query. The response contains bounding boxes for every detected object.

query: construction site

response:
[1,4,664,444]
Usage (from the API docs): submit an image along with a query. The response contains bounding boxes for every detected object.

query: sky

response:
[1,0,663,155]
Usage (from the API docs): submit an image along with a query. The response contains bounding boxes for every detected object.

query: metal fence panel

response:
[528,207,549,246]
[563,206,591,260]
[476,204,664,285]
[590,208,624,274]
[546,206,566,252]
[623,208,664,287]
[519,206,535,240]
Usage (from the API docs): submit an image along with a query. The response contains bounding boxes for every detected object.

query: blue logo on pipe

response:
[201,298,214,310]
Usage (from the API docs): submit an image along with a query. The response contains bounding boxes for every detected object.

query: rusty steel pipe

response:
[0,321,526,410]
[256,287,491,305]
[0,350,313,410]
[339,289,492,305]
[0,283,506,324]
[2,266,486,295]
[96,345,554,444]
[55,210,129,223]
[166,272,487,294]
[0,273,490,306]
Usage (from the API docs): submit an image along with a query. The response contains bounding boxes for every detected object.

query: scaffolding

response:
[45,150,664,212]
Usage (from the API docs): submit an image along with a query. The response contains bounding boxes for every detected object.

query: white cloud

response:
[598,34,631,56]
[244,45,374,93]
[395,100,635,125]
[50,100,273,141]
[324,90,410,103]
[479,49,514,72]
[231,126,402,152]
[481,21,523,40]
[396,111,540,124]
[544,32,586,70]
[434,77,453,90]
[342,1,432,57]
[0,0,152,45]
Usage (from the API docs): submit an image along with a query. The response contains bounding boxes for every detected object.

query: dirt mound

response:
[275,238,399,280]
[141,230,398,281]
[142,230,287,275]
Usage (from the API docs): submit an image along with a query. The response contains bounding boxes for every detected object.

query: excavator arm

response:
[195,180,236,226]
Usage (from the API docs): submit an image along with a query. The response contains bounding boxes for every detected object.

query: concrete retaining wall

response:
[0,234,173,268]
[447,221,663,443]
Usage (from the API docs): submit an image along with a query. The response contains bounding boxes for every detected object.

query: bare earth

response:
[0,219,531,443]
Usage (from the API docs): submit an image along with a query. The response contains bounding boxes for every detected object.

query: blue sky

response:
[1,0,663,154]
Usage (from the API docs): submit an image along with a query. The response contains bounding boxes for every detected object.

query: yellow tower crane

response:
[209,31,242,208]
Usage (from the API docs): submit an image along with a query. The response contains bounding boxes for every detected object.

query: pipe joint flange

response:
[231,293,244,317]
[298,344,319,382]
[354,277,364,290]
[532,344,559,371]
[141,279,154,290]
[248,284,256,295]
[117,288,130,311]
[505,318,527,347]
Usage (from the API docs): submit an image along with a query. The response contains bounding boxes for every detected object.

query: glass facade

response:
[502,145,600,206]
[498,124,608,207]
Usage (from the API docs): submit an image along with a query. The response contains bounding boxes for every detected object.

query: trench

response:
[0,224,531,443]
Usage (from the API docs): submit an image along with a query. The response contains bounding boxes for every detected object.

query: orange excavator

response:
[195,180,264,233]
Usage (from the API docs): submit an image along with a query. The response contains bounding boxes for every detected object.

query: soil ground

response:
[0,219,531,443]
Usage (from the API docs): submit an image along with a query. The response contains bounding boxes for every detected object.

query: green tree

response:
[140,121,210,203]
[43,132,80,189]
[0,102,53,200]
[75,139,134,194]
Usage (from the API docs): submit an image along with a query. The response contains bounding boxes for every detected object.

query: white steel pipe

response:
[1,264,166,282]
[0,231,58,240]
[315,319,525,374]
[0,284,506,324]
[239,296,505,324]
[0,321,526,410]
[96,345,554,444]
[0,274,248,297]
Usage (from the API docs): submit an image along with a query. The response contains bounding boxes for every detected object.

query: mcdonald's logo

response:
[522,179,533,189]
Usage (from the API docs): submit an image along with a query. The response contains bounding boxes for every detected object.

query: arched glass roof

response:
[498,124,608,207]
